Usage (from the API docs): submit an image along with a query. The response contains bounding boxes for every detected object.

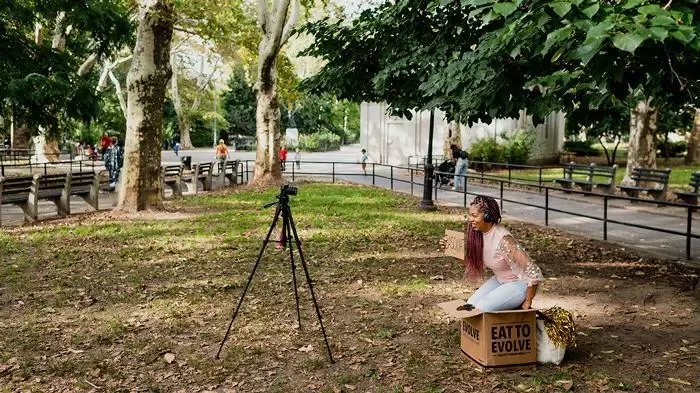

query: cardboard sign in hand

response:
[444,229,466,260]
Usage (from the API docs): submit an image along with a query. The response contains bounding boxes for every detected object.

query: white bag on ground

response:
[536,319,566,364]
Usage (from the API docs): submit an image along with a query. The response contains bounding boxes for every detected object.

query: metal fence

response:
[241,160,700,260]
[0,156,101,177]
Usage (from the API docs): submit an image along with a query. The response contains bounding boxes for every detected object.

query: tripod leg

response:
[216,204,282,359]
[286,209,335,363]
[283,207,302,329]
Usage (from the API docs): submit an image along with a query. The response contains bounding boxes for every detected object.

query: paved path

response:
[3,145,699,265]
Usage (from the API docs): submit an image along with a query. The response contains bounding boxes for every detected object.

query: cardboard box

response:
[443,229,466,260]
[438,299,537,369]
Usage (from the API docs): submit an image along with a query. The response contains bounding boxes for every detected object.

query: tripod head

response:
[263,184,298,208]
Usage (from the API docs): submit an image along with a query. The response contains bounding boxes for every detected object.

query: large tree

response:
[301,0,700,179]
[0,0,131,148]
[116,0,174,211]
[250,0,303,185]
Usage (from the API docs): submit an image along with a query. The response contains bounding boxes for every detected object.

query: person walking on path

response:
[361,149,368,176]
[294,148,301,169]
[105,137,124,190]
[453,150,468,191]
[216,139,229,172]
[279,146,288,171]
[440,195,543,311]
[173,142,180,157]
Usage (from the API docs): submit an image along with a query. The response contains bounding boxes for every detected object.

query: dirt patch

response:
[0,201,698,392]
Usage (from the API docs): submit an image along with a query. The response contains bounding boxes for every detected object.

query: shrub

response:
[656,140,687,157]
[563,140,601,156]
[298,132,341,152]
[469,138,505,164]
[502,129,536,164]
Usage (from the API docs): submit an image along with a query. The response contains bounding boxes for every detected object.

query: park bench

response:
[619,167,671,202]
[553,162,618,193]
[0,171,100,225]
[161,164,184,198]
[221,159,242,187]
[673,171,700,205]
[183,161,213,195]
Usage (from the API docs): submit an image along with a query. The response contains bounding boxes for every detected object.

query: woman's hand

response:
[520,299,532,310]
[439,236,448,249]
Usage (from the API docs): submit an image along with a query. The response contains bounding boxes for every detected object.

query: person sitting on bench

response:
[441,195,543,311]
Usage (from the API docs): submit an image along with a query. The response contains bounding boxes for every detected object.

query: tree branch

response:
[108,69,128,119]
[270,0,292,43]
[174,25,198,35]
[78,53,99,76]
[51,11,68,51]
[281,0,300,45]
[257,0,270,34]
[663,0,673,9]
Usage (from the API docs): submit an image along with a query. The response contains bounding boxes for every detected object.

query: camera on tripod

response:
[280,184,298,196]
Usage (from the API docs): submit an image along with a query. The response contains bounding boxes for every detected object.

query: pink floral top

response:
[481,224,543,286]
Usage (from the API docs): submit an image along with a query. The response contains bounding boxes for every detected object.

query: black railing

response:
[0,156,100,177]
[407,154,446,169]
[240,160,699,260]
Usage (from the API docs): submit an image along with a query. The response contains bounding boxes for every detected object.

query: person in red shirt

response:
[279,146,288,171]
[100,135,111,159]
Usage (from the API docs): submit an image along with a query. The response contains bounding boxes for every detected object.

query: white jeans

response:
[467,276,527,312]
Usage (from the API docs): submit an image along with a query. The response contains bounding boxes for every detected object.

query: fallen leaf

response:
[344,384,356,390]
[667,377,691,386]
[298,345,313,352]
[164,353,175,364]
[554,380,574,391]
[429,275,444,281]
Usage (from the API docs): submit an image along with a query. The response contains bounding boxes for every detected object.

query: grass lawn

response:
[1,183,698,392]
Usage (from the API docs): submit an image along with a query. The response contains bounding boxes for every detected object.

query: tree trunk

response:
[443,121,461,159]
[622,98,657,185]
[116,0,174,212]
[251,84,283,185]
[249,0,299,186]
[170,52,194,149]
[685,108,700,164]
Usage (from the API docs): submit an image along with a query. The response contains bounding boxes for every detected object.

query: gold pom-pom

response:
[538,307,576,349]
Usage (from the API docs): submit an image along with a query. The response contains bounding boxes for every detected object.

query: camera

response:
[281,184,298,196]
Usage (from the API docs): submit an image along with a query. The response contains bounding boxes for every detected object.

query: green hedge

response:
[469,129,536,165]
[298,132,341,152]
[563,140,601,156]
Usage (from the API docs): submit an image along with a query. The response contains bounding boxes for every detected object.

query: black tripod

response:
[216,185,334,362]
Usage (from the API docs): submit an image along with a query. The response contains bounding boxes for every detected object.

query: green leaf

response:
[549,1,572,18]
[461,0,494,6]
[580,3,599,18]
[542,25,574,55]
[638,5,664,16]
[586,20,615,40]
[650,15,676,26]
[622,0,647,10]
[611,31,647,53]
[567,37,604,65]
[493,2,517,17]
[669,28,696,44]
[648,26,668,41]
[482,9,500,24]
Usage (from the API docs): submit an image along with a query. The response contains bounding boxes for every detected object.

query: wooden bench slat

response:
[553,162,617,193]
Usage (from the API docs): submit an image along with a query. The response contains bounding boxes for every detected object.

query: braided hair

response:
[466,195,502,276]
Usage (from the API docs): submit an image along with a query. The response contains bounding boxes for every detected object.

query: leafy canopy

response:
[0,0,133,133]
[300,0,700,125]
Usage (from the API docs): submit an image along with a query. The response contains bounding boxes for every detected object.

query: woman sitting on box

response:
[445,195,543,311]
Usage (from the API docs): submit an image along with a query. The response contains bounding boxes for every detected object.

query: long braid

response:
[465,196,502,277]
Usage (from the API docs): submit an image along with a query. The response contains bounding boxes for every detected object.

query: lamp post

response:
[420,109,436,211]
